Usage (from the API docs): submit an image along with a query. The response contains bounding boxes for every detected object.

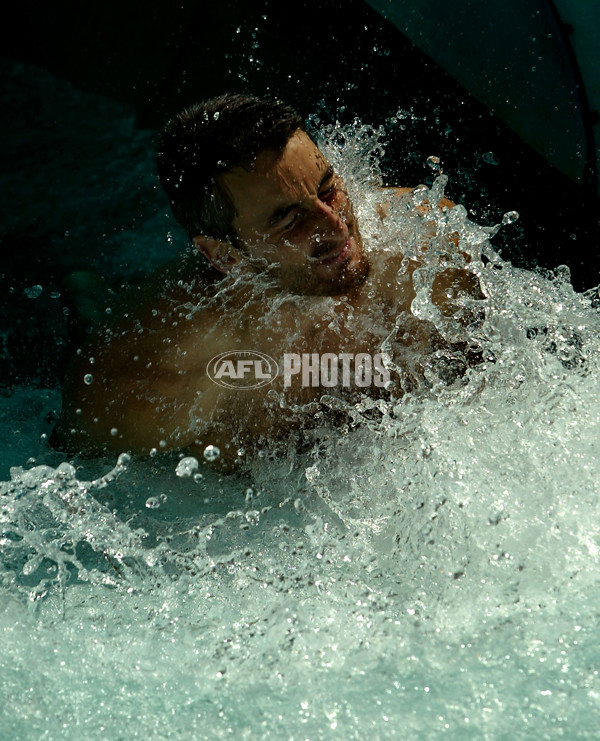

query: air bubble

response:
[175,456,199,477]
[203,445,220,462]
[145,497,161,509]
[83,374,93,385]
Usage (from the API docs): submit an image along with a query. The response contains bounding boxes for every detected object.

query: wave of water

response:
[3,62,600,740]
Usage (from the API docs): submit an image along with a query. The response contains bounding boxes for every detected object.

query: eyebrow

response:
[267,165,335,228]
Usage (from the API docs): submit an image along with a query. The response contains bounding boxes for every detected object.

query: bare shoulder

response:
[385,186,414,196]
[376,185,456,219]
[376,186,414,220]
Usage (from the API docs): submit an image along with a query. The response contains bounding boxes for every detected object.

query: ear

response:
[193,235,243,274]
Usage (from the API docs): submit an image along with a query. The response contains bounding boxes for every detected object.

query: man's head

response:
[157,94,367,295]
[157,94,303,245]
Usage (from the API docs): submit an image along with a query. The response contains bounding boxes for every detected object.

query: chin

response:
[306,253,370,297]
[331,255,369,296]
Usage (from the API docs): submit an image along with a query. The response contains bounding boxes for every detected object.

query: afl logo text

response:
[207,351,279,389]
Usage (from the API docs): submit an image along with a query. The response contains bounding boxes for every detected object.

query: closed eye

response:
[281,209,301,231]
[318,183,336,201]
[269,166,339,232]
[318,167,337,202]
[269,204,300,232]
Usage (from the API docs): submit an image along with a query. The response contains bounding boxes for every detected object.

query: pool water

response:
[2,60,600,740]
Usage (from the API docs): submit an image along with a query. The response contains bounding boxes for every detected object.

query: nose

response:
[311,198,346,242]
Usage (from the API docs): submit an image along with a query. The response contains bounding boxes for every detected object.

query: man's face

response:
[218,131,369,296]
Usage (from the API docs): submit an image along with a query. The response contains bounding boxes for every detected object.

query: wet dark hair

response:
[156,93,305,243]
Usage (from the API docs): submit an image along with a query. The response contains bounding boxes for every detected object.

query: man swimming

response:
[57,94,483,470]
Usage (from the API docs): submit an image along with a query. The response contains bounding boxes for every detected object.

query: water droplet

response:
[482,151,499,165]
[501,210,519,225]
[117,453,131,466]
[426,155,442,173]
[305,465,320,483]
[554,264,571,283]
[175,456,199,477]
[24,285,43,299]
[203,445,220,462]
[110,427,118,436]
[83,374,93,385]
[145,496,161,509]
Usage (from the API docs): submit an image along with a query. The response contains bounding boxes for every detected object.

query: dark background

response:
[2,0,600,388]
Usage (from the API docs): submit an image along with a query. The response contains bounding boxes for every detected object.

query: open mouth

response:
[315,238,351,266]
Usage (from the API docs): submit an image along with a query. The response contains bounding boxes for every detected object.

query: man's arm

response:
[59,330,205,456]
[58,312,304,472]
